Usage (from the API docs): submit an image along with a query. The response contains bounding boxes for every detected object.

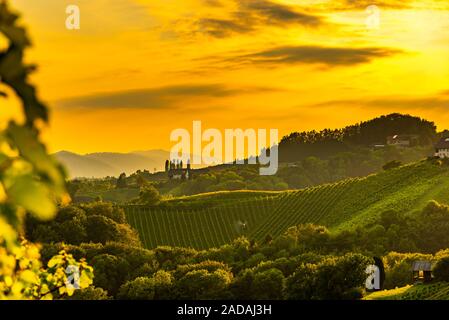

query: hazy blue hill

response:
[55,149,171,178]
[85,152,159,174]
[54,151,116,178]
[132,149,171,161]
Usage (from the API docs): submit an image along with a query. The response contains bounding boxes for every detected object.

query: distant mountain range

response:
[54,150,171,178]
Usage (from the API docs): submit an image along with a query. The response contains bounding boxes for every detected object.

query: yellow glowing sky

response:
[4,0,449,153]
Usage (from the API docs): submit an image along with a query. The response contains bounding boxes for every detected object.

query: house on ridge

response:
[386,134,419,147]
[435,137,449,158]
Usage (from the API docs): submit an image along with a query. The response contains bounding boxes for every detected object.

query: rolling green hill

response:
[124,159,449,249]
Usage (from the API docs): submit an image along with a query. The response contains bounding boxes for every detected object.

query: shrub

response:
[67,287,110,300]
[433,257,449,282]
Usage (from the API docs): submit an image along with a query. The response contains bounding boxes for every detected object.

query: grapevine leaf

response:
[6,122,66,193]
[6,174,56,220]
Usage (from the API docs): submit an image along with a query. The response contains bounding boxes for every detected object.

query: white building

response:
[435,138,449,158]
[387,134,419,147]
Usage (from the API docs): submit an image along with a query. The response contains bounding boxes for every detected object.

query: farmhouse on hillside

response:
[165,159,192,180]
[412,261,433,283]
[435,137,449,158]
[386,134,419,147]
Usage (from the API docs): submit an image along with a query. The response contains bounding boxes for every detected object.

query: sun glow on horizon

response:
[2,0,449,154]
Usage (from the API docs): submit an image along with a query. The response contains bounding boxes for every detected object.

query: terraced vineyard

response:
[124,160,449,249]
[250,179,358,241]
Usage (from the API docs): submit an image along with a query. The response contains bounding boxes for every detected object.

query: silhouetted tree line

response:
[279,114,437,162]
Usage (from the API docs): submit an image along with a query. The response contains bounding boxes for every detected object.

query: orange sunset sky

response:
[4,0,449,154]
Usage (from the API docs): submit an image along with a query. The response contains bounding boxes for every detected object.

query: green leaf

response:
[0,48,25,81]
[7,174,56,220]
[0,24,30,48]
[6,122,66,193]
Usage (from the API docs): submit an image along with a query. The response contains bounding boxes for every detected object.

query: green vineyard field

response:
[366,282,449,300]
[124,195,279,249]
[124,160,449,249]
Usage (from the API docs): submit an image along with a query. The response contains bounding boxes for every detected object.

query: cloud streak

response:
[227,45,403,67]
[197,18,254,38]
[314,91,449,110]
[195,0,324,38]
[239,0,322,26]
[57,84,279,110]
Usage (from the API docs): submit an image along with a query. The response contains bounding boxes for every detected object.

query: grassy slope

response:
[124,160,449,249]
[365,282,449,300]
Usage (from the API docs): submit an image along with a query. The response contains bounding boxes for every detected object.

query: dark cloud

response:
[229,45,403,67]
[195,0,323,38]
[315,93,449,110]
[197,18,254,38]
[240,0,322,26]
[58,85,236,109]
[57,84,279,110]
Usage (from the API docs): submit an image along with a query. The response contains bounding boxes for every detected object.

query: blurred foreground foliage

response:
[0,1,93,299]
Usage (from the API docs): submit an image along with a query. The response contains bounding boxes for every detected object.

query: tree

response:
[116,173,127,188]
[85,215,122,244]
[433,257,449,282]
[285,264,317,300]
[174,260,231,280]
[117,271,174,300]
[230,269,256,299]
[176,269,233,299]
[67,180,81,201]
[152,270,174,299]
[138,185,161,205]
[313,254,371,299]
[91,254,130,296]
[66,287,110,300]
[84,202,126,224]
[136,174,148,187]
[59,219,88,245]
[286,224,331,252]
[117,277,156,300]
[252,268,285,300]
[284,253,370,300]
[417,201,449,252]
[84,213,140,246]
